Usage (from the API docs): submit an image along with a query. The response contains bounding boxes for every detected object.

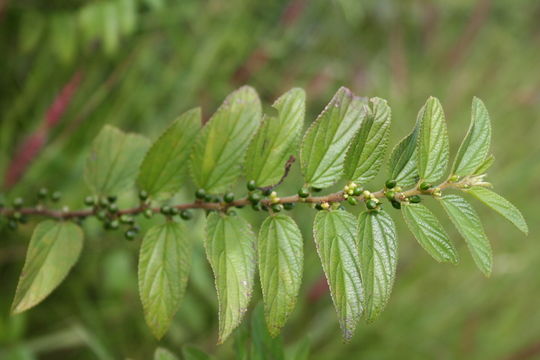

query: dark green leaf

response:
[138,108,201,198]
[402,203,459,264]
[439,195,492,276]
[357,210,397,322]
[345,97,391,184]
[190,86,261,193]
[452,97,491,176]
[301,87,367,188]
[85,125,150,196]
[205,213,256,343]
[12,221,83,314]
[313,210,363,341]
[258,214,303,336]
[417,97,449,183]
[466,186,527,234]
[245,88,305,187]
[138,222,191,339]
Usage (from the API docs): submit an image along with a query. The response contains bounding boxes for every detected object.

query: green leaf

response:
[312,210,363,341]
[357,210,397,322]
[344,97,391,184]
[85,125,150,196]
[138,108,201,198]
[118,0,137,35]
[205,213,256,343]
[190,86,262,193]
[258,214,303,337]
[103,2,120,55]
[417,97,449,183]
[300,87,367,188]
[388,106,423,187]
[439,195,492,276]
[452,97,492,176]
[138,222,191,339]
[245,88,305,187]
[12,221,83,314]
[182,345,212,360]
[473,154,494,175]
[402,203,459,264]
[251,303,285,360]
[466,186,528,234]
[154,347,179,360]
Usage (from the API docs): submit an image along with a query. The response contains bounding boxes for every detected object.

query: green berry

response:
[106,219,119,230]
[283,203,295,210]
[298,187,310,198]
[385,190,395,201]
[108,203,119,213]
[391,200,401,210]
[409,195,421,203]
[347,197,358,206]
[96,210,108,221]
[144,209,154,219]
[160,206,171,215]
[338,205,346,211]
[271,204,283,212]
[99,197,109,207]
[235,204,245,209]
[419,182,432,191]
[228,210,237,216]
[8,219,18,230]
[84,196,95,206]
[120,215,134,224]
[314,203,323,210]
[51,191,62,202]
[195,189,206,200]
[262,188,272,196]
[311,186,323,193]
[224,192,235,203]
[13,197,24,209]
[211,196,221,203]
[19,216,28,224]
[107,195,117,203]
[249,192,262,204]
[12,211,22,221]
[125,230,137,241]
[247,180,257,191]
[131,224,141,233]
[169,207,179,215]
[38,188,49,199]
[204,194,213,202]
[366,199,378,210]
[352,187,363,196]
[139,190,149,201]
[385,179,397,189]
[180,210,193,220]
[251,203,262,211]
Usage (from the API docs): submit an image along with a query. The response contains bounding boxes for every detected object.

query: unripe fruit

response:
[169,207,179,215]
[419,182,432,191]
[51,191,62,202]
[314,203,324,211]
[144,209,154,219]
[8,219,18,230]
[247,180,257,191]
[38,188,49,199]
[13,197,24,209]
[298,187,309,198]
[385,179,397,189]
[120,215,134,224]
[385,190,395,201]
[180,210,193,220]
[391,200,401,209]
[108,203,119,213]
[352,187,363,196]
[125,230,136,240]
[408,195,421,203]
[283,203,295,210]
[195,189,206,199]
[107,195,117,203]
[311,186,323,193]
[249,192,262,204]
[224,192,235,203]
[347,197,358,206]
[84,196,95,206]
[271,204,283,212]
[139,190,149,201]
[96,210,108,221]
[160,206,171,215]
[262,188,272,196]
[366,199,378,210]
[228,210,237,216]
[252,203,262,211]
[12,211,22,221]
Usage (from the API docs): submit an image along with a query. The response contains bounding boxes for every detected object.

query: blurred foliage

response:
[1,0,540,359]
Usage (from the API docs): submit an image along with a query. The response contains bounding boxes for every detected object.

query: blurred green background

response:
[1,0,539,359]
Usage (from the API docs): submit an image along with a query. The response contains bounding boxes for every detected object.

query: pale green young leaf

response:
[466,186,528,234]
[439,195,492,276]
[387,105,424,187]
[154,347,179,360]
[138,108,201,198]
[190,86,261,193]
[300,87,367,188]
[12,221,83,314]
[205,213,256,343]
[245,88,305,187]
[313,210,363,341]
[473,154,494,175]
[258,214,303,337]
[344,97,391,184]
[452,97,491,176]
[402,203,459,264]
[85,125,150,196]
[417,97,449,183]
[357,210,397,323]
[138,222,191,339]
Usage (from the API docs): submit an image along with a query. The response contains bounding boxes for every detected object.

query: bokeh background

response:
[1,0,539,359]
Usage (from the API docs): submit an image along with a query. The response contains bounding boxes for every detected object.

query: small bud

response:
[343,185,350,192]
[394,186,402,192]
[449,174,459,183]
[321,202,330,210]
[180,210,193,220]
[271,197,280,204]
[270,191,277,199]
[195,189,206,200]
[347,197,358,206]
[343,193,349,199]
[362,190,371,198]
[298,187,310,198]
[247,180,257,191]
[51,191,62,202]
[419,182,432,191]
[385,179,397,189]
[224,192,235,203]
